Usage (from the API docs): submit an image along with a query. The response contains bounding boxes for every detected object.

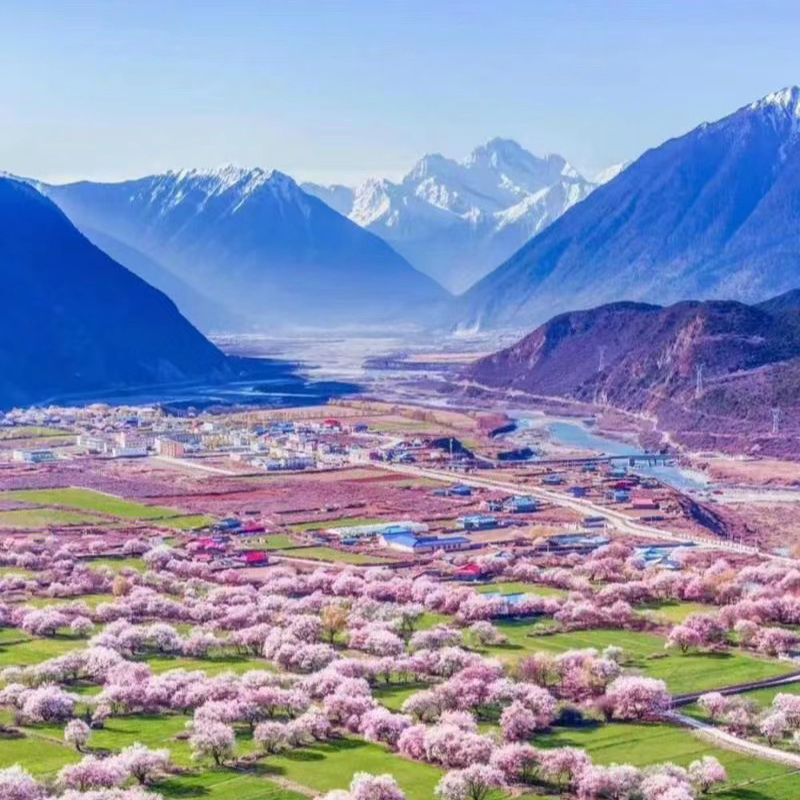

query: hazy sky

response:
[2,0,799,185]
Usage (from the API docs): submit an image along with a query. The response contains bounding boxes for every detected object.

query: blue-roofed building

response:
[380,531,472,554]
[506,495,538,512]
[459,514,498,531]
[542,474,564,485]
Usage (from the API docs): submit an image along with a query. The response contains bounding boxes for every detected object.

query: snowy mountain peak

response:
[751,86,800,115]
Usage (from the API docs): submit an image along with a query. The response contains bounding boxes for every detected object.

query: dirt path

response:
[670,711,800,767]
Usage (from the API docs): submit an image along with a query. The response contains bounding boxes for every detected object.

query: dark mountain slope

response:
[458,87,800,331]
[466,296,800,457]
[0,178,227,407]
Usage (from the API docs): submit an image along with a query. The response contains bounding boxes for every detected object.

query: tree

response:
[435,765,505,800]
[254,721,290,754]
[696,692,729,722]
[499,702,540,742]
[117,743,171,785]
[321,604,349,644]
[490,743,541,783]
[760,711,788,744]
[57,755,128,791]
[64,718,91,752]
[604,677,670,721]
[0,765,45,800]
[350,771,408,800]
[688,756,727,793]
[188,720,235,766]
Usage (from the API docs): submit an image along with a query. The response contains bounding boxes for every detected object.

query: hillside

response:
[39,167,449,332]
[458,87,800,331]
[466,296,800,457]
[0,177,229,407]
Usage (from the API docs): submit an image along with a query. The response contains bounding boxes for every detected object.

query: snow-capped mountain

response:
[592,161,630,185]
[38,166,449,332]
[303,138,594,293]
[457,87,800,331]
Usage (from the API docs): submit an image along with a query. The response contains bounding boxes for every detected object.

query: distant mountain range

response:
[457,87,800,331]
[37,167,448,332]
[303,138,597,292]
[466,290,800,457]
[0,177,230,408]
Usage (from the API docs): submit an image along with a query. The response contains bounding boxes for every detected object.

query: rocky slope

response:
[466,293,800,457]
[0,177,229,407]
[303,138,593,292]
[39,166,449,332]
[458,87,800,331]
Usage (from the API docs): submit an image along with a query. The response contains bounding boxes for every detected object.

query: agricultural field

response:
[0,487,213,529]
[276,546,394,564]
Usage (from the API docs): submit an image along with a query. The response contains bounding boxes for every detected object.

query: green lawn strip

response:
[144,653,275,676]
[478,580,568,598]
[2,488,190,522]
[0,636,84,668]
[263,736,444,800]
[25,593,115,610]
[0,426,70,439]
[0,565,35,577]
[636,599,718,623]
[276,546,393,564]
[85,556,147,572]
[0,508,107,528]
[538,721,800,800]
[163,514,215,530]
[246,533,296,550]
[287,516,386,532]
[373,682,429,712]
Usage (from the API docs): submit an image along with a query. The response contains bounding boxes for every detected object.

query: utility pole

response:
[695,364,704,400]
[772,407,781,435]
[598,345,607,372]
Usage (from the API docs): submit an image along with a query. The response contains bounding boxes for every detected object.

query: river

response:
[510,413,712,493]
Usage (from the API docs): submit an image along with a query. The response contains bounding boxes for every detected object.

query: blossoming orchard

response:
[4,482,800,800]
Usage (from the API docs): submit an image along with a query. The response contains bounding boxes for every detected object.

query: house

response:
[569,486,587,498]
[546,533,610,552]
[381,531,471,554]
[611,489,630,503]
[11,449,57,464]
[453,561,488,580]
[583,515,607,528]
[155,437,185,458]
[506,495,538,512]
[542,474,564,485]
[459,514,498,531]
[240,550,269,566]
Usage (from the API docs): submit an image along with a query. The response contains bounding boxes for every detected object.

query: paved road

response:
[379,462,777,559]
[672,670,800,707]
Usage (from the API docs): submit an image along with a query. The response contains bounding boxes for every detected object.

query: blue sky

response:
[2,0,799,185]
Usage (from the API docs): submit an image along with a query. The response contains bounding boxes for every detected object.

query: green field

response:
[1,488,212,528]
[0,636,83,668]
[483,626,794,694]
[637,599,718,623]
[0,426,70,439]
[479,580,568,598]
[0,508,105,528]
[277,546,393,564]
[25,593,115,609]
[85,555,147,572]
[248,533,296,550]
[539,721,800,799]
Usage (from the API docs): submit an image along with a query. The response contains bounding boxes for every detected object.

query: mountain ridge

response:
[456,87,800,331]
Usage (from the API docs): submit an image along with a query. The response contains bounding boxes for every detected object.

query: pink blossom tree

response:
[688,756,727,793]
[435,765,505,800]
[188,719,235,766]
[64,718,92,751]
[603,677,670,721]
[0,765,45,800]
[117,743,171,785]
